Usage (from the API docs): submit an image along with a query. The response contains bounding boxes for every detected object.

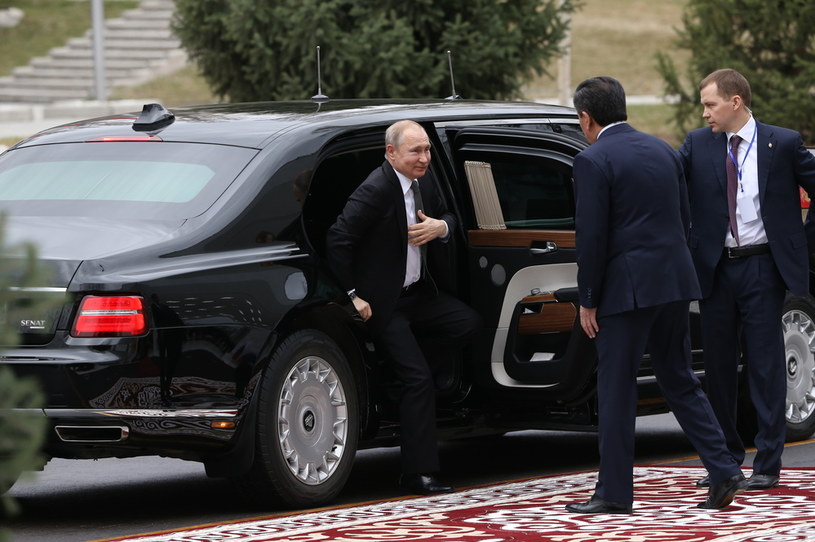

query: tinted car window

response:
[304,145,386,255]
[0,142,258,220]
[489,155,574,229]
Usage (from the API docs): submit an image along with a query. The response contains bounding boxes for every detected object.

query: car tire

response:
[781,294,815,441]
[735,294,815,444]
[238,329,359,508]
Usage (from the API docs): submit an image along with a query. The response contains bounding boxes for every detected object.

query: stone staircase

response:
[0,0,185,103]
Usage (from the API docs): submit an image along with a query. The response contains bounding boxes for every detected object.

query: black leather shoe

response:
[696,475,710,487]
[398,473,454,495]
[746,473,780,490]
[697,474,747,509]
[565,495,632,514]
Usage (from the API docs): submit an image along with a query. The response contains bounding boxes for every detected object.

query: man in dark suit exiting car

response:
[565,76,745,514]
[326,120,481,495]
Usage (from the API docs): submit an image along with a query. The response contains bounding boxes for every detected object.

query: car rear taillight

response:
[71,296,147,337]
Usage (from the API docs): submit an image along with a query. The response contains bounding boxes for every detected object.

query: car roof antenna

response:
[133,103,174,132]
[311,46,329,104]
[445,50,461,100]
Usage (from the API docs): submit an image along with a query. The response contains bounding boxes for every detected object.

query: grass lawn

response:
[522,0,690,144]
[2,0,692,145]
[525,0,689,99]
[0,0,138,77]
[111,64,218,106]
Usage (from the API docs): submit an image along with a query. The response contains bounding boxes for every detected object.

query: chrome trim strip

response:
[7,287,67,293]
[54,425,129,443]
[103,409,239,418]
[434,118,581,128]
[79,310,139,316]
[42,408,238,419]
[107,244,308,282]
[636,369,704,385]
[6,408,46,415]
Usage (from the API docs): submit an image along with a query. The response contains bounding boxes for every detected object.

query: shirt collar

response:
[729,115,755,143]
[597,121,627,139]
[394,169,414,195]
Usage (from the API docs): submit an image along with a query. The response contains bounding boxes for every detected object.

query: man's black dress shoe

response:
[565,495,632,514]
[697,474,747,509]
[696,474,710,487]
[746,473,779,490]
[398,473,454,495]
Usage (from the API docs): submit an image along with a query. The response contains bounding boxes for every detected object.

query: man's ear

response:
[579,110,594,128]
[578,110,599,143]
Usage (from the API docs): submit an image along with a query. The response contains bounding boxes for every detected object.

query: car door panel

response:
[450,129,595,399]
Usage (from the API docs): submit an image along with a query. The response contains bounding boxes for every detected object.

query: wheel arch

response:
[204,301,376,480]
[266,301,376,438]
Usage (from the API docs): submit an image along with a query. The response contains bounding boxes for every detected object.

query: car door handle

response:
[529,241,557,255]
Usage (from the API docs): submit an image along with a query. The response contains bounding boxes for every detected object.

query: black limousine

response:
[1,99,814,507]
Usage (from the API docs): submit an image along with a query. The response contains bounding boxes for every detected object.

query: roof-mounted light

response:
[85,135,163,142]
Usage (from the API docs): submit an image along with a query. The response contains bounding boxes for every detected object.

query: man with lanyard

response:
[680,68,815,490]
[567,76,745,514]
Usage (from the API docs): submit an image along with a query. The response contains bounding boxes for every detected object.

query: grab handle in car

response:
[529,241,557,255]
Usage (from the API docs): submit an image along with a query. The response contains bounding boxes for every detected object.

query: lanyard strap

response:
[728,123,757,182]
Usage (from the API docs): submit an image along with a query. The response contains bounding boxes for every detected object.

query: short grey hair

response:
[385,120,424,148]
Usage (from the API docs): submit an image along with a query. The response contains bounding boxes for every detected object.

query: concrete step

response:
[29,56,152,70]
[1,77,132,90]
[49,46,171,61]
[66,37,181,50]
[86,28,175,40]
[139,0,175,8]
[0,0,187,104]
[105,18,170,31]
[119,8,174,20]
[0,87,91,103]
[12,65,138,79]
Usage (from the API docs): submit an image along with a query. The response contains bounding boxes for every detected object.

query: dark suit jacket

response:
[575,123,701,318]
[326,160,455,332]
[679,122,815,298]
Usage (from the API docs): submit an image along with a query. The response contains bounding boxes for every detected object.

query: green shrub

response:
[0,217,50,538]
[172,0,579,102]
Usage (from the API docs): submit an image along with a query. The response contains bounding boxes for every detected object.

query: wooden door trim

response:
[468,229,576,248]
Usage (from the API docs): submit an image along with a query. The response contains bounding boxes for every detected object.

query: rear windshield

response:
[0,142,258,220]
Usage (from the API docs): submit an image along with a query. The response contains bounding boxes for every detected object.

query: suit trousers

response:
[376,282,481,474]
[594,300,741,505]
[699,252,787,475]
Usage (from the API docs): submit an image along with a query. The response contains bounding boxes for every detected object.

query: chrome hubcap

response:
[278,355,348,485]
[782,309,815,425]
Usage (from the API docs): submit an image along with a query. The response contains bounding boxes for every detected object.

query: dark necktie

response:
[726,134,742,245]
[410,180,427,267]
[410,179,424,218]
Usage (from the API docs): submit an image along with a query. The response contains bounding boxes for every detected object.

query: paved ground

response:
[7,413,815,542]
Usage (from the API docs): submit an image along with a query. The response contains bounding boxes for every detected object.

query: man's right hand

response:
[580,306,599,338]
[353,296,372,321]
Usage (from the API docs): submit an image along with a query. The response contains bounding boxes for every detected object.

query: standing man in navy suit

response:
[680,69,815,491]
[327,120,481,495]
[566,76,745,514]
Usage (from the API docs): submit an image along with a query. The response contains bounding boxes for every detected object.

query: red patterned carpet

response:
[98,466,815,542]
